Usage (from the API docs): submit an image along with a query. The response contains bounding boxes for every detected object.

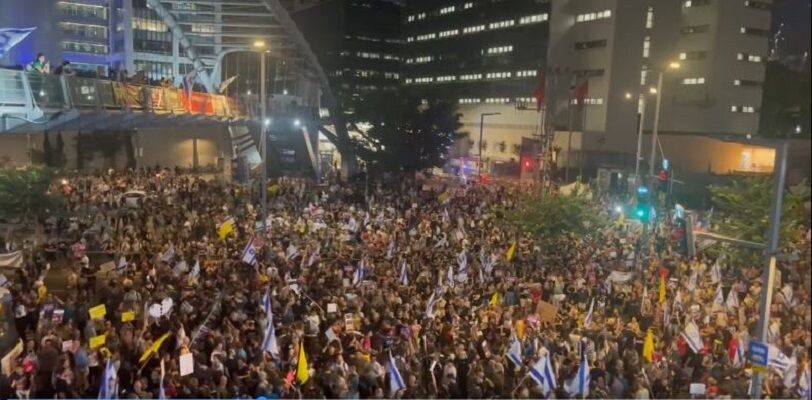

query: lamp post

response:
[254,40,269,233]
[478,112,501,178]
[625,91,647,189]
[648,62,680,186]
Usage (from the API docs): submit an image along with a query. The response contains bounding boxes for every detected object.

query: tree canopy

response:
[346,93,465,173]
[0,167,64,222]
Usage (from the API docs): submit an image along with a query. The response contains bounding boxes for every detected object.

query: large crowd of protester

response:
[1,168,810,399]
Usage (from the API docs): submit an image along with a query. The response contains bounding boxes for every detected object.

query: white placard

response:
[179,353,194,376]
[689,383,706,395]
[327,303,338,313]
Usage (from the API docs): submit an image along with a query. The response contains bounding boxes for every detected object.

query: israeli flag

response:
[241,238,258,266]
[98,359,118,399]
[190,260,200,278]
[160,244,176,263]
[726,288,739,309]
[681,321,704,354]
[117,256,128,272]
[0,28,35,59]
[507,332,523,368]
[425,289,441,319]
[457,250,468,275]
[446,264,455,287]
[564,350,590,397]
[584,298,595,329]
[399,260,409,286]
[799,366,811,400]
[713,284,725,307]
[353,260,366,286]
[388,352,407,396]
[307,246,320,267]
[261,296,279,357]
[386,240,396,260]
[529,353,557,397]
[262,289,271,315]
[710,261,722,284]
[768,344,792,375]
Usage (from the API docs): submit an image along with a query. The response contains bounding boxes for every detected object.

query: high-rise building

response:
[400,0,551,175]
[548,0,772,174]
[292,0,402,103]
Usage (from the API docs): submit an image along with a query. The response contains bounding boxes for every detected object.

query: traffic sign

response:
[749,340,769,370]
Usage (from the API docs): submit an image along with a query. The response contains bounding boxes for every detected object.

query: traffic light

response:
[523,158,533,171]
[635,186,652,221]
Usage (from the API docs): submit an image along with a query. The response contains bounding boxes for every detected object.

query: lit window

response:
[404,78,413,84]
[416,33,436,41]
[417,13,426,19]
[488,19,515,30]
[406,36,414,42]
[516,70,537,77]
[438,29,459,38]
[744,0,771,10]
[436,75,456,82]
[740,27,769,36]
[485,71,512,79]
[463,25,486,34]
[460,74,483,81]
[640,67,649,85]
[576,9,612,23]
[682,77,706,85]
[486,45,514,55]
[485,98,510,104]
[439,6,455,15]
[415,56,433,64]
[734,79,761,87]
[459,98,481,104]
[464,2,474,9]
[679,51,707,60]
[684,0,711,7]
[737,53,763,63]
[642,36,651,58]
[645,6,654,28]
[414,77,433,84]
[570,98,604,105]
[407,15,415,22]
[519,14,548,25]
[731,105,757,113]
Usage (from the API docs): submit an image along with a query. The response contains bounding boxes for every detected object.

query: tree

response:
[0,168,64,224]
[347,93,465,173]
[708,177,810,264]
[502,189,608,249]
[42,131,54,167]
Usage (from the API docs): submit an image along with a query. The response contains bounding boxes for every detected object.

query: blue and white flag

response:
[446,264,454,287]
[457,250,468,274]
[307,246,320,267]
[190,260,200,279]
[262,289,271,315]
[98,359,118,399]
[710,261,722,284]
[713,284,725,307]
[388,352,407,396]
[425,289,441,319]
[285,244,299,260]
[117,256,128,272]
[160,244,175,263]
[261,295,279,357]
[726,287,739,309]
[529,352,557,397]
[353,260,366,286]
[799,366,811,400]
[241,238,258,266]
[681,321,704,354]
[507,331,523,368]
[386,240,396,260]
[399,260,409,286]
[0,28,35,59]
[768,344,792,375]
[584,298,595,329]
[564,349,590,397]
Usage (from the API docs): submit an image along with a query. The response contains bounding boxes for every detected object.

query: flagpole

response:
[511,374,530,397]
[565,73,575,183]
[579,100,587,182]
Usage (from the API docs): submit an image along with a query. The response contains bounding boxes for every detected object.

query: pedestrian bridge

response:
[0,68,256,134]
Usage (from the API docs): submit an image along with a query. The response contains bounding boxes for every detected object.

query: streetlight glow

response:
[264,118,271,126]
[293,119,301,127]
[649,87,658,94]
[253,40,266,48]
[669,61,681,69]
[625,92,633,99]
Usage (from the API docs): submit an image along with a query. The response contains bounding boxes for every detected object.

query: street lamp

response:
[478,112,501,178]
[254,40,269,233]
[648,61,680,185]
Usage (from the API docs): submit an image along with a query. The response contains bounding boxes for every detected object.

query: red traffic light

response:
[658,170,669,183]
[523,159,533,171]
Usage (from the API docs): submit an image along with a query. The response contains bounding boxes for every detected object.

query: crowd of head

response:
[1,168,810,399]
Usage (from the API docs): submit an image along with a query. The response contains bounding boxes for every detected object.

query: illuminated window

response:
[744,0,771,10]
[485,71,512,79]
[640,67,649,85]
[519,14,548,24]
[460,74,482,81]
[436,75,456,82]
[415,56,433,64]
[464,2,474,9]
[463,25,486,34]
[485,98,510,104]
[416,33,436,41]
[681,77,706,85]
[645,7,654,28]
[570,98,604,105]
[414,77,433,84]
[407,15,415,22]
[486,45,514,55]
[684,0,711,7]
[516,70,537,77]
[737,53,763,62]
[439,6,455,14]
[679,51,707,60]
[459,98,481,104]
[740,27,769,36]
[576,10,612,23]
[731,105,757,113]
[488,19,515,30]
[733,79,761,87]
[438,29,459,38]
[642,36,651,58]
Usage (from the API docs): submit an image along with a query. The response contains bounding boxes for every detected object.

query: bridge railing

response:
[0,68,253,120]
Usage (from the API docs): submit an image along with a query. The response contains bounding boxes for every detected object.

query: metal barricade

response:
[25,72,68,109]
[0,69,28,107]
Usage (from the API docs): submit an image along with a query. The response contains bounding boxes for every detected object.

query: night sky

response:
[773,0,811,56]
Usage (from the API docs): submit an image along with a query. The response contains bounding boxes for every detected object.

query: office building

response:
[400,0,551,175]
[292,0,402,103]
[548,0,773,175]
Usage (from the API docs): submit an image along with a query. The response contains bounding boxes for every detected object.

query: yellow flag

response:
[642,328,655,363]
[139,332,172,364]
[489,292,502,307]
[658,276,667,304]
[217,217,235,240]
[296,344,310,384]
[506,242,517,262]
[438,191,451,205]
